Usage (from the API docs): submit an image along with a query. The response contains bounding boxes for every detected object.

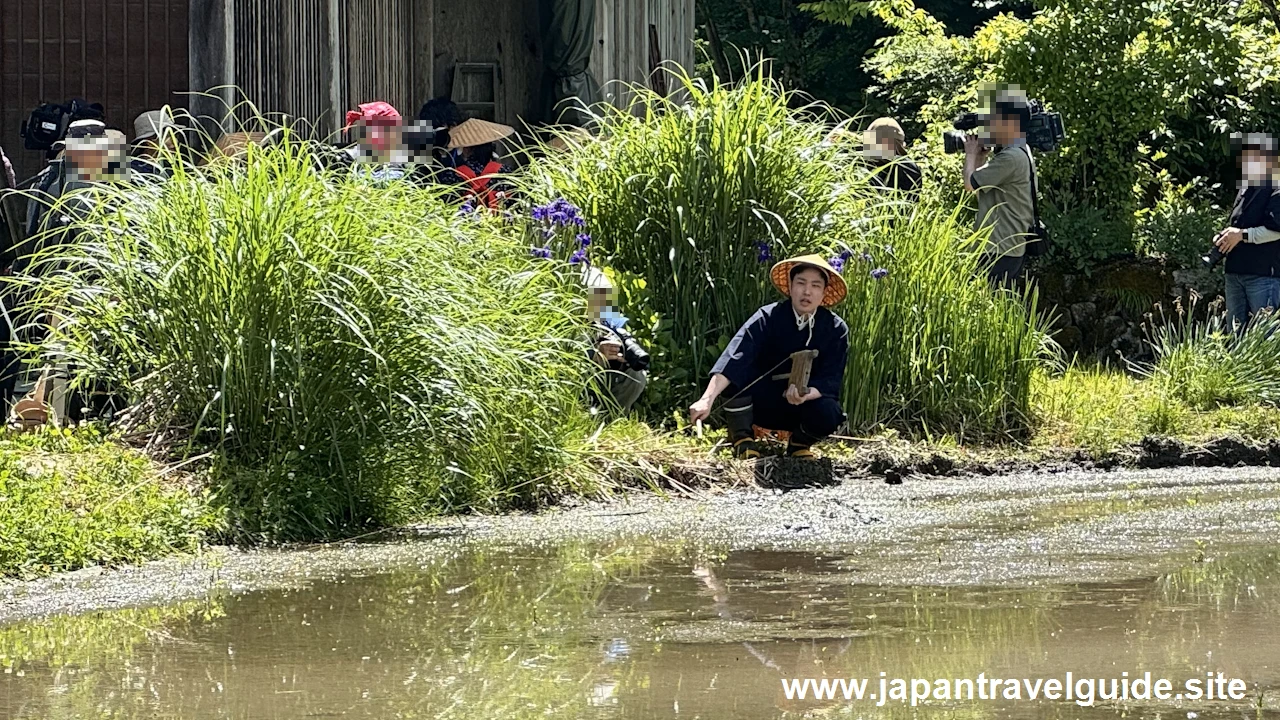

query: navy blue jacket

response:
[711,301,849,400]
[1225,183,1280,277]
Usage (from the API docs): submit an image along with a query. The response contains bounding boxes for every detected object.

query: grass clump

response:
[11,137,598,542]
[0,428,216,579]
[528,66,1048,437]
[1141,304,1280,410]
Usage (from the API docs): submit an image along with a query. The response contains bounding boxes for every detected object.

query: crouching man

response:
[586,269,649,414]
[688,255,850,459]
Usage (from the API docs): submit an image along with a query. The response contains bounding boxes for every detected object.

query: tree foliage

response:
[849,0,1280,270]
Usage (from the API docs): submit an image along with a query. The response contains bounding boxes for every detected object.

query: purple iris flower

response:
[576,233,592,247]
[532,205,550,222]
[839,249,853,262]
[569,248,589,265]
[829,256,845,273]
[531,245,553,259]
[860,251,874,263]
[756,241,773,263]
[459,200,475,215]
[871,267,889,280]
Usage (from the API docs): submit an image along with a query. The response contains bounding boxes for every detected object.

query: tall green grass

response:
[825,202,1050,434]
[9,136,596,540]
[527,66,1049,436]
[1140,302,1280,410]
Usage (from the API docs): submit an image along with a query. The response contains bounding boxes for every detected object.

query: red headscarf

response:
[345,101,401,129]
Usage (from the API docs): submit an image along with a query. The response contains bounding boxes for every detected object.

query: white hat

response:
[584,267,613,290]
[133,109,176,142]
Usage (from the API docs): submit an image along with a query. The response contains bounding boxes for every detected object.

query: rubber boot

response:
[723,395,760,459]
[785,428,821,459]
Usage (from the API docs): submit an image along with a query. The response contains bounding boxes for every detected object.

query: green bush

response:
[845,0,1280,272]
[11,139,597,540]
[1134,175,1228,268]
[529,69,1049,436]
[0,429,216,579]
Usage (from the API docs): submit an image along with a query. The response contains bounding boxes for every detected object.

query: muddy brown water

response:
[1,467,1279,719]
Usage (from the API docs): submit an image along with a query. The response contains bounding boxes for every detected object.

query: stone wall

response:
[1032,257,1223,364]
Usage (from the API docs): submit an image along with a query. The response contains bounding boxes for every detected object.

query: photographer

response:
[963,91,1036,287]
[1212,132,1280,329]
[862,117,921,201]
[584,269,648,415]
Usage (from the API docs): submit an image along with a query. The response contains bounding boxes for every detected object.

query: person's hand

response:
[963,134,986,158]
[597,340,624,363]
[689,397,712,424]
[786,385,822,405]
[1215,227,1245,254]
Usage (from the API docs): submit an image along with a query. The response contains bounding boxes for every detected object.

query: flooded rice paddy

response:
[2,466,1279,719]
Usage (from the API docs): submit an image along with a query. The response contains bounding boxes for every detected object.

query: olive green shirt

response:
[971,142,1035,259]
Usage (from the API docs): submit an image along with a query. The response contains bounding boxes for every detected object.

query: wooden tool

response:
[787,349,819,395]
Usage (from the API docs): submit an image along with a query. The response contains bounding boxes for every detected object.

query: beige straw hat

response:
[862,117,906,150]
[770,254,848,307]
[447,118,516,149]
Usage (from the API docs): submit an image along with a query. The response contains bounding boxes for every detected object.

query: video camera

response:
[20,99,106,153]
[943,99,1065,154]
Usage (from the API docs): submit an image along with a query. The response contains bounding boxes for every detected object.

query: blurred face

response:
[789,267,827,315]
[359,123,404,160]
[987,113,1021,146]
[1242,149,1276,186]
[65,139,112,180]
[588,288,612,319]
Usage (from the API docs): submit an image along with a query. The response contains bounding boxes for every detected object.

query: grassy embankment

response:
[4,72,1278,580]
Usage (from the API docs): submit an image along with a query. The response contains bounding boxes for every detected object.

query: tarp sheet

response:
[545,0,600,127]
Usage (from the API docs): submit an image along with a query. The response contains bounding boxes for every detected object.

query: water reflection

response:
[0,543,1276,719]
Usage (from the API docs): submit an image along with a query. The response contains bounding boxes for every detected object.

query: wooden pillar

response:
[188,0,231,134]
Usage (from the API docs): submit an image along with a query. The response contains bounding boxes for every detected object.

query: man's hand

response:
[785,385,821,405]
[689,397,713,424]
[1215,227,1246,254]
[963,134,987,160]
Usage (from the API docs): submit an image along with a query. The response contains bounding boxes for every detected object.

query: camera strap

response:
[1021,145,1042,231]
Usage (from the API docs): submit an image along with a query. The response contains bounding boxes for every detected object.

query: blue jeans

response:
[1225,273,1280,329]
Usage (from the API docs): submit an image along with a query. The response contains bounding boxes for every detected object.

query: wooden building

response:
[1,0,696,182]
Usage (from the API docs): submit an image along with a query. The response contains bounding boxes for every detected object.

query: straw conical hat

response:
[448,118,516,149]
[770,254,848,307]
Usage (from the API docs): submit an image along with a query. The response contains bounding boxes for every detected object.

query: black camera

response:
[20,98,105,153]
[1201,246,1224,270]
[943,99,1066,154]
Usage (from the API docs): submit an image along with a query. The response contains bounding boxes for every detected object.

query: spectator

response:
[963,91,1036,287]
[861,117,921,200]
[23,119,112,255]
[342,101,410,183]
[418,98,465,167]
[446,118,516,209]
[130,108,181,178]
[584,268,648,414]
[1213,132,1280,328]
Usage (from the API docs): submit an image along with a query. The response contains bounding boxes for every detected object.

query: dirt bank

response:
[3,465,1279,625]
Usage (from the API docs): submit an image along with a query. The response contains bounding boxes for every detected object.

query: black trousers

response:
[985,253,1026,288]
[725,384,845,446]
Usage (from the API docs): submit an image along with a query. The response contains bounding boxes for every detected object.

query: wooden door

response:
[0,0,190,182]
